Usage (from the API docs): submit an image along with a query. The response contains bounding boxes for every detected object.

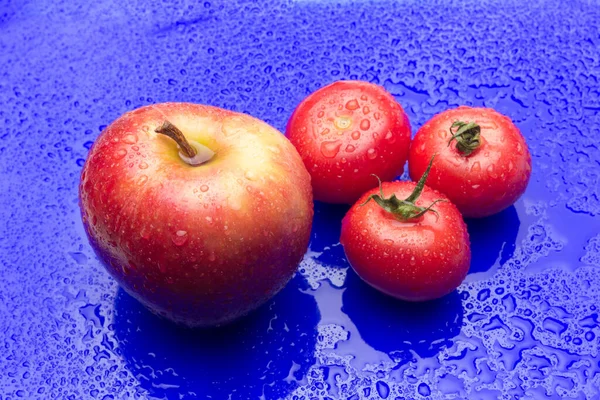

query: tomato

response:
[286,80,411,204]
[409,106,532,218]
[340,158,471,301]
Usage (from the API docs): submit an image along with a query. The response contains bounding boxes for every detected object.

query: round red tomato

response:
[286,80,411,204]
[340,159,471,301]
[409,106,532,218]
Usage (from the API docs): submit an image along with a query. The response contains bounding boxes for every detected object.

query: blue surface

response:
[1,0,600,398]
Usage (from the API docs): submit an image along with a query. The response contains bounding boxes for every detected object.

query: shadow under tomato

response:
[466,205,520,275]
[341,269,464,364]
[309,201,351,267]
[113,275,320,400]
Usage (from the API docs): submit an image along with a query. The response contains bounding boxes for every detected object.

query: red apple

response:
[79,103,313,327]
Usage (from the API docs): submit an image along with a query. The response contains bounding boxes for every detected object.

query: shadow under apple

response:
[466,205,520,276]
[113,274,320,400]
[341,269,464,365]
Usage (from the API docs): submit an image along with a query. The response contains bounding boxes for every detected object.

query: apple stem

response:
[155,121,198,159]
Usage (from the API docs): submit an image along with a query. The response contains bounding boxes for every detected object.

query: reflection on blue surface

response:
[114,275,319,399]
[342,269,463,364]
[466,206,520,277]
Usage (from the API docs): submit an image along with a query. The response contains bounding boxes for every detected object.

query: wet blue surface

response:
[1,0,600,398]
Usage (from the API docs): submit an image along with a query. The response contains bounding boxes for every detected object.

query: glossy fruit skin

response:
[409,106,531,218]
[340,181,470,302]
[286,80,411,204]
[79,103,313,327]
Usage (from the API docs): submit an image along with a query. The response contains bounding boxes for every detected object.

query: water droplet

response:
[360,94,368,101]
[373,112,381,120]
[320,128,331,136]
[222,116,245,137]
[345,99,359,110]
[137,175,148,185]
[139,162,148,169]
[245,170,257,181]
[69,252,88,265]
[487,164,498,178]
[363,106,370,115]
[472,184,481,189]
[367,148,378,160]
[113,149,127,160]
[384,131,394,141]
[320,140,342,158]
[418,383,431,396]
[471,161,481,172]
[508,161,514,172]
[360,119,371,130]
[208,252,216,262]
[140,227,151,239]
[268,145,280,154]
[172,230,188,246]
[351,131,361,140]
[123,134,138,144]
[345,144,356,153]
[334,117,352,130]
[200,185,209,192]
[516,142,523,154]
[205,216,213,225]
[317,110,324,118]
[383,239,394,245]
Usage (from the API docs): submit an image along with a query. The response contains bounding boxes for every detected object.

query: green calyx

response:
[448,120,481,156]
[361,156,445,221]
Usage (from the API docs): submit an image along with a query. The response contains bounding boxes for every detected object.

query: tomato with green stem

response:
[340,158,471,301]
[409,106,532,218]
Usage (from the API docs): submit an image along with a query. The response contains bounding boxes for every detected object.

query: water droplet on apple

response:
[139,162,148,169]
[113,149,127,160]
[383,239,394,245]
[373,112,381,120]
[345,144,356,153]
[172,230,188,246]
[319,128,330,136]
[345,99,359,110]
[384,131,394,142]
[471,161,481,172]
[320,140,342,158]
[200,185,209,192]
[351,131,361,140]
[208,252,216,262]
[367,148,378,160]
[317,110,324,118]
[222,116,245,137]
[516,142,523,155]
[363,106,370,115]
[360,119,370,130]
[137,175,148,185]
[508,161,514,172]
[123,134,138,144]
[205,216,214,225]
[140,227,151,239]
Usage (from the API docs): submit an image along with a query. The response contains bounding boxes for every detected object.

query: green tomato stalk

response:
[361,156,444,221]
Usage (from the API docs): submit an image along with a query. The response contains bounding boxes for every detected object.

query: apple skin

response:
[79,103,313,327]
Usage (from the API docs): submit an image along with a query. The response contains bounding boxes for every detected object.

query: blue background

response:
[2,0,600,398]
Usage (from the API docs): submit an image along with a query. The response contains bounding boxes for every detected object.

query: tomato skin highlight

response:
[286,80,411,204]
[409,106,532,218]
[340,181,471,302]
